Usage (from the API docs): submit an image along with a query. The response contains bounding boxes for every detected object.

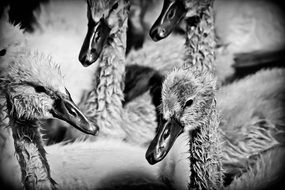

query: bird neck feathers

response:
[91,25,127,139]
[188,100,224,190]
[10,119,56,190]
[183,3,215,73]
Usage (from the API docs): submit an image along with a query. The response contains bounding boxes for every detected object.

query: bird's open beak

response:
[51,96,99,135]
[149,0,186,41]
[79,19,111,67]
[146,117,183,164]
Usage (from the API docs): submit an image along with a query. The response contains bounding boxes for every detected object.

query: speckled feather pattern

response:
[183,2,215,73]
[188,102,224,190]
[11,120,56,190]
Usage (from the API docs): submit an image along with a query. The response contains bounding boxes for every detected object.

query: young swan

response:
[146,68,224,190]
[0,19,98,189]
[146,67,285,189]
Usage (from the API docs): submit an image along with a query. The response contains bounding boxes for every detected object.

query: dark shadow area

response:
[0,0,49,32]
[95,170,174,190]
[231,49,285,80]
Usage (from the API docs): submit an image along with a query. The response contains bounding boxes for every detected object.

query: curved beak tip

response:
[145,150,157,165]
[82,60,93,67]
[146,156,156,165]
[150,26,169,42]
[90,124,99,136]
[79,52,99,67]
[78,120,100,136]
[145,143,164,165]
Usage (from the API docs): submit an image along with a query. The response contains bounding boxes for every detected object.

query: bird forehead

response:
[163,93,181,117]
[8,52,66,95]
[165,79,197,100]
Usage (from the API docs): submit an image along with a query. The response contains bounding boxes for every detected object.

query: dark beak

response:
[146,117,183,165]
[51,96,99,135]
[79,19,111,67]
[149,0,186,41]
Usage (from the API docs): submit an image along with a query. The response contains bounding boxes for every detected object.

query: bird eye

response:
[185,99,194,107]
[34,86,47,93]
[111,2,119,11]
[0,49,6,56]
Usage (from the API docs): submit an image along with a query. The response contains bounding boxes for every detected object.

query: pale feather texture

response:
[1,136,180,190]
[225,146,285,190]
[218,69,285,165]
[215,0,285,53]
[47,140,166,190]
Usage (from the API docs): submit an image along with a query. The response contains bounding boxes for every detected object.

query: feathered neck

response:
[10,118,56,190]
[182,1,224,189]
[183,0,215,72]
[92,21,128,139]
[188,100,224,190]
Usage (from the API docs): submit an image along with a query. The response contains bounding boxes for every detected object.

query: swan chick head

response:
[162,68,216,131]
[0,51,98,135]
[79,0,130,66]
[146,68,216,164]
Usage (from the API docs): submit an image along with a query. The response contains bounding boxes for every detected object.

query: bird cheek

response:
[42,99,55,118]
[43,111,54,119]
[180,115,194,132]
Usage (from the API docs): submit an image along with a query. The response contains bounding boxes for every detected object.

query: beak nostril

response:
[163,128,170,140]
[167,8,176,20]
[65,104,78,117]
[158,28,166,37]
[90,49,97,54]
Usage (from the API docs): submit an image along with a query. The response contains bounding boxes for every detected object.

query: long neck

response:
[188,100,224,190]
[93,23,128,138]
[183,1,215,72]
[11,119,55,190]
